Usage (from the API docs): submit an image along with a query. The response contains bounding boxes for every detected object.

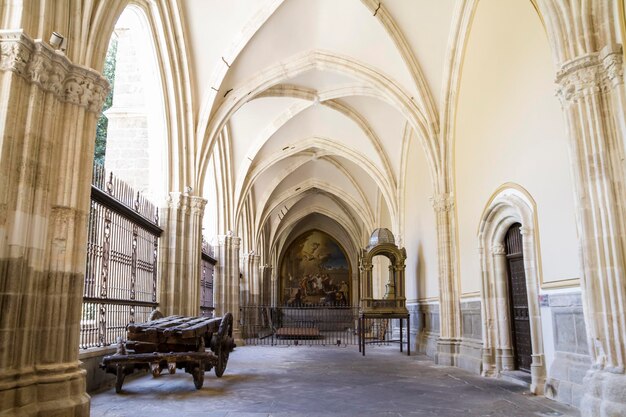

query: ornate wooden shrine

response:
[358,228,410,355]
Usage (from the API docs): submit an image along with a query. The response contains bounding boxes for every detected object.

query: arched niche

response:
[359,228,408,314]
[278,229,351,306]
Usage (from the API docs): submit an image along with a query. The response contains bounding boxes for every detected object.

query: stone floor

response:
[90,345,580,417]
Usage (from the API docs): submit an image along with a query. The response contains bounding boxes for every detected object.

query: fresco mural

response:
[280,230,350,306]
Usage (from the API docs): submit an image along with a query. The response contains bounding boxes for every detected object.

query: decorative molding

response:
[600,44,624,88]
[556,44,624,103]
[417,296,440,303]
[430,193,454,213]
[0,30,109,114]
[460,291,481,299]
[541,278,581,290]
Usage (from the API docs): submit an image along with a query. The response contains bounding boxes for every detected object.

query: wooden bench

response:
[275,327,320,339]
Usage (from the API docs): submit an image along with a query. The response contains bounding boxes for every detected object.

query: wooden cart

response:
[100,312,236,392]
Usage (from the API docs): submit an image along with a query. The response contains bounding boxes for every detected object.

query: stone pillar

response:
[158,193,206,316]
[491,244,514,371]
[261,264,272,305]
[519,226,546,394]
[555,44,626,417]
[431,193,461,366]
[214,235,242,341]
[0,32,108,416]
[249,255,261,305]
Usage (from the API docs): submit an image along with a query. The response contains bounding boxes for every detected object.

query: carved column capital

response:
[600,44,624,89]
[430,193,455,213]
[491,243,506,256]
[217,234,241,249]
[556,44,624,104]
[167,192,189,212]
[189,195,207,214]
[0,31,109,113]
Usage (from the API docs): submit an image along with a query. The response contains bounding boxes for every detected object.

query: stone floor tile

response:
[90,346,579,417]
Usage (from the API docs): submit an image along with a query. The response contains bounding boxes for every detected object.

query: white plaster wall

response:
[403,136,438,301]
[455,0,581,295]
[230,96,303,176]
[336,157,379,214]
[180,0,266,115]
[382,0,456,108]
[340,96,406,179]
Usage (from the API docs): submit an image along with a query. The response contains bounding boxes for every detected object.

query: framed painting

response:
[280,230,350,306]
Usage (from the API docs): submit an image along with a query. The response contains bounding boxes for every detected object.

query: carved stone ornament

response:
[430,193,454,213]
[556,44,624,104]
[491,243,506,256]
[0,30,109,114]
[189,196,208,213]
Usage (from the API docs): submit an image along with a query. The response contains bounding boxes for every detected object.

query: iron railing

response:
[81,163,162,349]
[240,305,398,347]
[200,239,216,317]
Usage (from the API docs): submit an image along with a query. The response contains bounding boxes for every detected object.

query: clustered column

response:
[158,193,207,317]
[431,193,461,366]
[555,44,626,417]
[0,32,108,415]
[214,234,242,341]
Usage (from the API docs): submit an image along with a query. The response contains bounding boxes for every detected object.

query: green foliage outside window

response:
[94,38,118,165]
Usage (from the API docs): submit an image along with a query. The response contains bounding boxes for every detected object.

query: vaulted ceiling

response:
[182,0,456,257]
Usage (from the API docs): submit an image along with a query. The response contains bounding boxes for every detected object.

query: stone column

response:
[431,193,461,366]
[0,32,108,416]
[261,264,272,305]
[491,244,514,371]
[158,193,206,316]
[214,235,242,341]
[249,254,261,305]
[519,226,546,394]
[555,44,626,417]
[240,253,251,307]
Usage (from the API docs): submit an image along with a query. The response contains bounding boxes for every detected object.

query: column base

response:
[232,328,245,347]
[436,338,460,366]
[580,368,626,417]
[0,364,90,416]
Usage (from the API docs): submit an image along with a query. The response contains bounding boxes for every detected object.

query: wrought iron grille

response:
[81,163,162,349]
[200,239,216,317]
[240,305,398,348]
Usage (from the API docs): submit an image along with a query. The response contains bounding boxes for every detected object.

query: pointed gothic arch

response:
[477,184,546,395]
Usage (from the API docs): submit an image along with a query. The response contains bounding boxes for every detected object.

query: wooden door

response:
[505,223,532,372]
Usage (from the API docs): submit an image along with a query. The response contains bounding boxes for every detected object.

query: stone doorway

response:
[477,185,547,394]
[505,223,532,372]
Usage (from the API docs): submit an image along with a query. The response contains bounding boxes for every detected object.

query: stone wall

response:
[80,348,116,393]
[413,302,439,359]
[544,292,591,408]
[458,300,483,374]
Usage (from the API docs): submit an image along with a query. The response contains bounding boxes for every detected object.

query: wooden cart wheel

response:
[115,365,125,393]
[168,362,176,374]
[214,312,233,378]
[193,363,204,389]
[150,362,161,377]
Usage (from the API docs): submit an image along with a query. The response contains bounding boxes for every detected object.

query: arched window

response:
[95,6,167,201]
